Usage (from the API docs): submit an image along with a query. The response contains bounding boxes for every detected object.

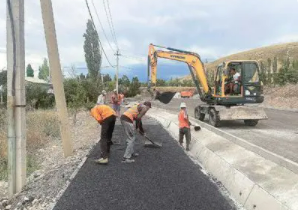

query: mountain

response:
[182,42,298,80]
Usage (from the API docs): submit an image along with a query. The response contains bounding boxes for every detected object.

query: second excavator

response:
[147,44,267,127]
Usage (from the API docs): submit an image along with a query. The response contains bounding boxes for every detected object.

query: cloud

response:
[0,0,297,80]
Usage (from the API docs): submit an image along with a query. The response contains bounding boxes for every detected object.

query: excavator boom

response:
[148,44,212,103]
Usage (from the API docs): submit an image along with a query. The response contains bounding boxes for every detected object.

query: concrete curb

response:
[156,107,298,174]
[148,108,296,210]
[189,116,298,174]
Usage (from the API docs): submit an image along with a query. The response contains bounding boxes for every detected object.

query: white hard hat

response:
[180,102,187,108]
[102,90,106,94]
[113,89,117,92]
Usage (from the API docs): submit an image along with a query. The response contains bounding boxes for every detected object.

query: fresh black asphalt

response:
[54,116,236,210]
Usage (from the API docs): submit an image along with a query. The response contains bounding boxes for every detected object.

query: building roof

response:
[25,77,50,85]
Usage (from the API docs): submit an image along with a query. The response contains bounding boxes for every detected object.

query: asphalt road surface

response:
[152,99,298,163]
[54,117,236,210]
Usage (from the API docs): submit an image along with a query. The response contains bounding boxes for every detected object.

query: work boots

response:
[186,144,190,151]
[95,158,108,164]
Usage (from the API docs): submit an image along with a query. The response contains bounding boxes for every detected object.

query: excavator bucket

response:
[155,91,176,104]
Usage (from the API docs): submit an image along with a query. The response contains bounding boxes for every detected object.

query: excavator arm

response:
[148,44,212,103]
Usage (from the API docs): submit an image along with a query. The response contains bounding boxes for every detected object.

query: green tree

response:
[120,75,130,87]
[38,58,50,81]
[156,79,166,86]
[0,70,7,86]
[83,19,101,82]
[26,64,34,77]
[64,79,87,124]
[273,58,298,86]
[78,73,86,81]
[26,83,55,109]
[127,76,141,97]
[103,74,112,83]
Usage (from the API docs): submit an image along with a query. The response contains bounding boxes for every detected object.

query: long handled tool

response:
[144,134,162,148]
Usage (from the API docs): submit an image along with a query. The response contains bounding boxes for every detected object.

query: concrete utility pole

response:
[40,0,73,157]
[115,50,121,94]
[6,0,26,197]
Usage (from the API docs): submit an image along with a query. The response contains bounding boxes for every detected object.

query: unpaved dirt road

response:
[152,99,298,163]
[53,118,237,210]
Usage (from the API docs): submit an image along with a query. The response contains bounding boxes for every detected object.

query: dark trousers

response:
[179,127,191,146]
[101,115,116,158]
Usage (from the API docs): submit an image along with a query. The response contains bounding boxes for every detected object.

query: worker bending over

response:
[91,105,116,164]
[178,102,191,151]
[120,101,152,163]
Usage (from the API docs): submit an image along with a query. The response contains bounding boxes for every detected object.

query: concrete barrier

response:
[148,108,297,210]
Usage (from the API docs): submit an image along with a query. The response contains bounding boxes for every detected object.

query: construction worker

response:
[120,101,152,163]
[97,90,107,105]
[111,89,121,116]
[90,105,116,164]
[119,92,125,105]
[178,102,191,151]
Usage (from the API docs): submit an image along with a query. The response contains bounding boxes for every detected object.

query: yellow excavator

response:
[147,44,268,127]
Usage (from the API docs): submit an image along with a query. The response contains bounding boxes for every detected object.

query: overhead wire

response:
[103,0,118,49]
[91,0,115,53]
[106,0,119,48]
[85,0,114,67]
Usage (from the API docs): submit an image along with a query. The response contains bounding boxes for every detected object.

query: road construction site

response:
[49,100,298,210]
[53,117,237,210]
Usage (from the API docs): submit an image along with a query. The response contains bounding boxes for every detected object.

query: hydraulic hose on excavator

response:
[147,44,212,104]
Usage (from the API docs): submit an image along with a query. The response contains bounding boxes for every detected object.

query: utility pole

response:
[115,50,121,94]
[7,0,26,197]
[40,0,73,157]
[0,68,3,105]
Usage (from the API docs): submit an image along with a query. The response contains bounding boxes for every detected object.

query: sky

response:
[0,0,298,81]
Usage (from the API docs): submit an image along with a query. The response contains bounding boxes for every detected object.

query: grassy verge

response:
[0,109,60,181]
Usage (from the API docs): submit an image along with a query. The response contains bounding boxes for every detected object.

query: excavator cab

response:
[214,60,264,105]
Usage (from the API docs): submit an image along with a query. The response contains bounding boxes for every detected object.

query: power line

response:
[103,0,118,49]
[121,54,146,62]
[85,0,114,67]
[106,0,118,48]
[91,0,115,53]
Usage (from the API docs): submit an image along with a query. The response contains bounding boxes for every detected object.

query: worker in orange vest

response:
[90,105,117,164]
[178,102,191,151]
[120,101,152,163]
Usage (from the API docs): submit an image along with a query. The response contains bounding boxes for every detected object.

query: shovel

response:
[143,134,162,148]
[191,125,201,131]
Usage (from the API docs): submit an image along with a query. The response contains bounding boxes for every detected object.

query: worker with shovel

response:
[91,105,116,164]
[178,102,191,151]
[120,101,152,163]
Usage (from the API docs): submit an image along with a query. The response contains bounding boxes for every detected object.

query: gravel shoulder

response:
[0,111,100,210]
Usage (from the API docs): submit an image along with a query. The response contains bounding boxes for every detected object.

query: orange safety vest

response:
[178,109,190,128]
[123,104,140,122]
[90,105,116,123]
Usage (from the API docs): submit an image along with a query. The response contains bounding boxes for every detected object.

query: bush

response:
[0,109,60,180]
[26,83,55,109]
[273,59,298,86]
